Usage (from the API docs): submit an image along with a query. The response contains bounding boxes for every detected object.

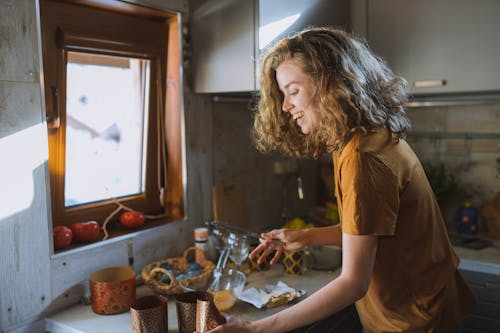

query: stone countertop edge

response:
[454,245,500,275]
[459,258,500,275]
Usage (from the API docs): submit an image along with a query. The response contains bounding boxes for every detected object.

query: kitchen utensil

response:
[206,220,284,246]
[227,232,250,272]
[206,246,230,294]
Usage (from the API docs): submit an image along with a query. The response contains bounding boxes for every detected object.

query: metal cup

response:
[130,295,168,333]
[89,266,136,314]
[175,291,225,333]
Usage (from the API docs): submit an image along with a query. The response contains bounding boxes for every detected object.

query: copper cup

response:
[196,292,226,333]
[175,291,225,333]
[130,295,168,333]
[89,266,136,315]
[175,292,198,333]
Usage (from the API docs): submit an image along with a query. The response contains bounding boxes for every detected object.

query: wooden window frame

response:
[40,0,185,243]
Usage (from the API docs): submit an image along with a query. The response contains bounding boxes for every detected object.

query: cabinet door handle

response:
[413,79,447,88]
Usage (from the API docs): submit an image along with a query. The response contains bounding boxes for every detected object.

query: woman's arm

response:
[306,224,343,246]
[209,232,378,333]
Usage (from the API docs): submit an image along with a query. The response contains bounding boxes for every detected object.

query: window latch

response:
[46,86,60,129]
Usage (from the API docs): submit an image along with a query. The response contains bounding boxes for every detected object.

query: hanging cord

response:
[156,63,168,207]
[101,198,167,240]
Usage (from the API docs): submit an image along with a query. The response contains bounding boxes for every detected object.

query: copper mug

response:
[176,291,225,333]
[130,295,168,333]
[89,266,136,315]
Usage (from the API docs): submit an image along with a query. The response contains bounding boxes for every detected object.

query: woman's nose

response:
[282,97,293,112]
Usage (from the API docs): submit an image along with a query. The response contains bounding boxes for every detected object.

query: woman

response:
[206,27,475,333]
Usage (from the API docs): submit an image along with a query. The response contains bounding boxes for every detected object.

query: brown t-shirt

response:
[333,129,475,333]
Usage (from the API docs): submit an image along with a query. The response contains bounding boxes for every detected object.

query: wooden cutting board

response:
[212,181,247,229]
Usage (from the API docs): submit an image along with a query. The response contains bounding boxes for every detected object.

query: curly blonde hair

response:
[252,27,410,158]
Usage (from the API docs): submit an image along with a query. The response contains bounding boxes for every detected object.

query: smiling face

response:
[276,59,320,135]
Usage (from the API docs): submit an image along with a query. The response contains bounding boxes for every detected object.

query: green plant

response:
[422,162,468,203]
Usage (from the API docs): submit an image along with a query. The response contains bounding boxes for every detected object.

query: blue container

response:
[458,202,478,235]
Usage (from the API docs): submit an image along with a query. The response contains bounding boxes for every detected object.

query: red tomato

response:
[70,221,100,243]
[119,211,145,228]
[53,226,73,250]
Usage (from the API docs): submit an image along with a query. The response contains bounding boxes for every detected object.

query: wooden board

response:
[212,181,247,229]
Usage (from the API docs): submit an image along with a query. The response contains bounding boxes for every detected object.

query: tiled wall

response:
[212,100,500,231]
[406,103,500,225]
[211,100,319,232]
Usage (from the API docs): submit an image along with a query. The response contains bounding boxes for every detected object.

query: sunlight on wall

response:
[259,14,301,50]
[0,123,48,220]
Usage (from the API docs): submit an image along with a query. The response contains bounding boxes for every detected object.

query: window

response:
[65,52,151,207]
[40,0,185,246]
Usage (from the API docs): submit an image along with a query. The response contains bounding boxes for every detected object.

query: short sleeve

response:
[338,152,399,236]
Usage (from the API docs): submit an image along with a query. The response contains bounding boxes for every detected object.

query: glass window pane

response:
[64,51,150,207]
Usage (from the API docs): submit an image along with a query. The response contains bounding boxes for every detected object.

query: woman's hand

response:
[249,228,311,265]
[203,315,254,333]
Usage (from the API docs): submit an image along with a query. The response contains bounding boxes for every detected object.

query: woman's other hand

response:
[203,315,254,333]
[249,228,311,265]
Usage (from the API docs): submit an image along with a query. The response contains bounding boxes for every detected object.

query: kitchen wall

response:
[406,103,500,227]
[0,1,213,332]
[211,99,319,232]
[210,101,500,234]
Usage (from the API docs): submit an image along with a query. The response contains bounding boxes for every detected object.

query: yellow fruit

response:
[284,217,306,229]
[212,290,236,312]
[325,201,339,223]
[326,201,337,210]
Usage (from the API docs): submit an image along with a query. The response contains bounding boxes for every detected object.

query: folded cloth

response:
[237,281,305,309]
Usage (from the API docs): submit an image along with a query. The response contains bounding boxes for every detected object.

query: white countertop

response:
[449,231,500,274]
[455,245,500,275]
[45,285,164,333]
[45,265,339,333]
[45,243,500,333]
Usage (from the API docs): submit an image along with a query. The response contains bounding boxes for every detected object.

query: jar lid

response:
[194,227,209,240]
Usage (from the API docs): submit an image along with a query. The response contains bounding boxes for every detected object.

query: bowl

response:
[211,268,246,311]
[214,268,246,296]
[178,268,246,312]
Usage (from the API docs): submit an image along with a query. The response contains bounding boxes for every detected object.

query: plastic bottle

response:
[458,202,478,235]
[194,227,209,263]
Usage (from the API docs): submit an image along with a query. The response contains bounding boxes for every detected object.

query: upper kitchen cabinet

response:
[190,0,350,93]
[361,0,500,96]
